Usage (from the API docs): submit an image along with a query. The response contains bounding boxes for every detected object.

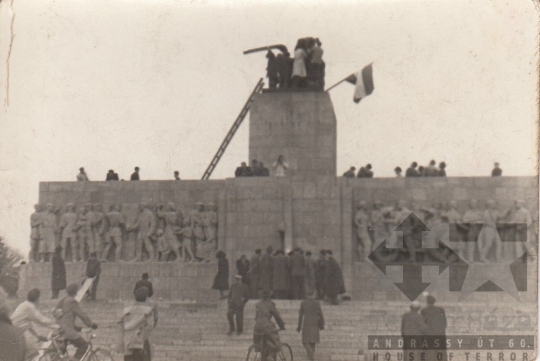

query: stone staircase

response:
[8,297,535,361]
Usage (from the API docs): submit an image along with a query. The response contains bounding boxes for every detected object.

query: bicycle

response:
[246,331,293,361]
[35,328,117,361]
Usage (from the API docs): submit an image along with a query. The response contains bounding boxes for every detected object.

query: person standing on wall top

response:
[438,162,447,177]
[131,167,140,181]
[174,171,180,180]
[492,162,502,177]
[342,167,356,178]
[394,167,403,177]
[77,167,89,181]
[106,170,119,181]
[273,155,289,177]
[406,162,421,177]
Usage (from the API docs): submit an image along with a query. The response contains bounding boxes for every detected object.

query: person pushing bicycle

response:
[253,290,285,361]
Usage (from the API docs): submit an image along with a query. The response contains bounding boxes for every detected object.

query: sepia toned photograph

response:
[0,0,538,360]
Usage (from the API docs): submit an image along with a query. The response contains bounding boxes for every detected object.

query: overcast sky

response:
[0,0,538,254]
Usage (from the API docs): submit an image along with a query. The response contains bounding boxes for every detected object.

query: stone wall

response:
[249,92,337,178]
[27,176,537,303]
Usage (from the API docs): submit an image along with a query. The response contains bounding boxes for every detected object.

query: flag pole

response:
[325,75,350,92]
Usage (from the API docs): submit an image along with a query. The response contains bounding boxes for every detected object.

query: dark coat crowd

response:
[221,247,346,305]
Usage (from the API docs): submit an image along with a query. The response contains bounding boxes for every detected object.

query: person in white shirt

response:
[273,155,289,177]
[11,289,56,360]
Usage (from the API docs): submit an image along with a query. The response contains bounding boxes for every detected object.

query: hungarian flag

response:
[345,63,374,103]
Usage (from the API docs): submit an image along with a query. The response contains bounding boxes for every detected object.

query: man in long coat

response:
[258,247,273,296]
[248,249,261,298]
[401,301,427,361]
[323,250,345,305]
[297,291,325,361]
[290,249,306,299]
[421,295,447,361]
[305,251,317,296]
[315,250,327,300]
[236,255,250,286]
[51,246,66,299]
[271,250,290,299]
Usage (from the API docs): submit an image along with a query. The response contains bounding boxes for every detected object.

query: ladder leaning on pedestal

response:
[201,78,265,180]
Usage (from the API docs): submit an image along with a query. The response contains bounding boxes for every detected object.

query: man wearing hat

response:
[421,295,447,361]
[401,301,426,361]
[118,286,155,361]
[51,245,66,299]
[253,290,285,361]
[227,274,250,335]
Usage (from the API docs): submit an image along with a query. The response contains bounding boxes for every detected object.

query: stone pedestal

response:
[249,91,337,178]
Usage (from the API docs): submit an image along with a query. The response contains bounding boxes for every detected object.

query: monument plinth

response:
[249,91,337,178]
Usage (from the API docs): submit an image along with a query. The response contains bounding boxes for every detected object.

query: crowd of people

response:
[214,247,345,305]
[344,161,505,178]
[265,37,325,90]
[0,269,159,361]
[235,156,289,178]
[77,167,182,182]
[212,247,335,361]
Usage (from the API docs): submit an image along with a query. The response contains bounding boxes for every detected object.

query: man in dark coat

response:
[290,249,306,300]
[236,254,250,285]
[406,162,421,177]
[492,162,502,176]
[424,160,439,177]
[248,249,261,298]
[357,164,374,178]
[227,275,250,335]
[276,52,292,89]
[106,170,119,181]
[258,246,273,296]
[130,167,140,181]
[305,251,317,295]
[421,295,447,361]
[271,250,290,299]
[297,291,325,361]
[51,246,66,299]
[235,162,253,177]
[134,273,154,298]
[323,250,345,305]
[85,253,101,301]
[342,167,356,178]
[401,301,427,361]
[266,50,279,89]
[438,162,447,177]
[315,250,327,300]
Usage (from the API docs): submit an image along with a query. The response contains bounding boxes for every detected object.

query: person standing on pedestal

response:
[51,246,66,299]
[297,291,325,361]
[273,155,289,177]
[291,39,308,88]
[227,275,250,336]
[130,167,140,181]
